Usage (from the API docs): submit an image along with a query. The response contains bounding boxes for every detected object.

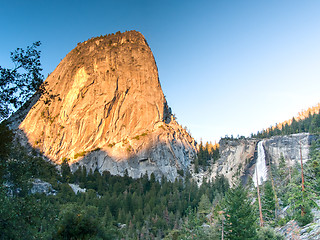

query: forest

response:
[0,121,231,239]
[2,118,320,239]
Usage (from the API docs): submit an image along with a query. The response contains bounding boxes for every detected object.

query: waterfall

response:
[253,141,268,187]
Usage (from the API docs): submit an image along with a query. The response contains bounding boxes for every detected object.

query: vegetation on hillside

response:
[194,141,220,172]
[0,122,230,239]
[252,138,320,232]
[252,107,320,138]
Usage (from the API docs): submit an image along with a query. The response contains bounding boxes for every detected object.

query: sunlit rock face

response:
[15,31,196,181]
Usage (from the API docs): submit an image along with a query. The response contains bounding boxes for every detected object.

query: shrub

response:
[74,151,87,159]
[257,226,284,240]
[108,143,115,148]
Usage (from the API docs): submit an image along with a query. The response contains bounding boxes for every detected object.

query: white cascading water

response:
[253,141,268,187]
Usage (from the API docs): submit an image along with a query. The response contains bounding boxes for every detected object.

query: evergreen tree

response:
[61,158,71,183]
[224,183,257,240]
[278,154,287,181]
[56,204,109,239]
[257,226,284,240]
[0,123,13,181]
[305,139,320,194]
[198,194,211,220]
[262,180,276,224]
[251,107,320,138]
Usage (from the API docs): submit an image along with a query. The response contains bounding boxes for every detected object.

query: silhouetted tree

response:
[0,42,44,120]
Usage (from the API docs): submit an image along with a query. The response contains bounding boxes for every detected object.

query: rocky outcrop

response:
[192,138,258,186]
[216,138,258,183]
[69,183,86,194]
[263,133,317,166]
[30,179,57,196]
[277,201,320,239]
[11,31,196,181]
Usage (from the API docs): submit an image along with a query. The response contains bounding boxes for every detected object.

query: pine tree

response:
[224,183,257,240]
[198,194,211,220]
[262,180,276,223]
[61,158,71,183]
[278,154,287,181]
[0,123,13,181]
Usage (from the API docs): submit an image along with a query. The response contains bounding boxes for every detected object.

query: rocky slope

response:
[11,31,196,181]
[278,200,320,239]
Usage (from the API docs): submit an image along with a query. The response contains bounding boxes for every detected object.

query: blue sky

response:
[1,0,320,142]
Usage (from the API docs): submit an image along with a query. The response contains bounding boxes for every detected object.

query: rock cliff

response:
[194,133,317,185]
[191,138,258,186]
[12,31,196,181]
[263,133,316,166]
[209,138,257,185]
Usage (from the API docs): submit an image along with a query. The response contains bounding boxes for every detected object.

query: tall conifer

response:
[224,183,257,240]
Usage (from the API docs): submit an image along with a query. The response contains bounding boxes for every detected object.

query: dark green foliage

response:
[61,158,72,183]
[224,183,257,240]
[198,194,211,215]
[278,154,287,179]
[213,174,230,195]
[195,141,220,170]
[262,180,276,223]
[294,204,313,226]
[0,42,44,120]
[305,139,320,194]
[0,186,58,240]
[0,123,13,181]
[291,138,320,226]
[4,146,59,191]
[56,204,110,240]
[257,226,284,240]
[0,122,13,158]
[163,206,219,240]
[276,160,316,227]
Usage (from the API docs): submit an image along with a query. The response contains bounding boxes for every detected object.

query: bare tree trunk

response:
[218,210,225,240]
[221,218,224,240]
[300,140,305,216]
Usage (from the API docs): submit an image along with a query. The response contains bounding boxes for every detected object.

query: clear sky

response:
[1,0,320,142]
